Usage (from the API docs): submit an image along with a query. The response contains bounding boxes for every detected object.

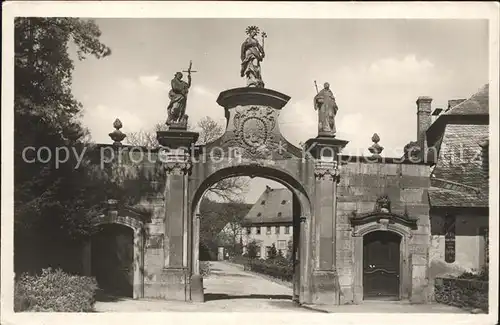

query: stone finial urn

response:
[109,118,126,146]
[368,133,384,158]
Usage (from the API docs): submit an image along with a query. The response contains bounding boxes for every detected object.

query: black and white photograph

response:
[1,2,498,325]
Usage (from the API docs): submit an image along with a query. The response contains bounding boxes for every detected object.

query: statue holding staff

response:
[240,26,267,88]
[166,61,197,127]
[314,81,338,137]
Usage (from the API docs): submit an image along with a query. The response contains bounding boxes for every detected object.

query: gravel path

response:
[95,261,468,313]
[95,261,309,312]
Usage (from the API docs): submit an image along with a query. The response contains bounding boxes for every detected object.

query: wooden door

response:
[92,224,134,297]
[363,231,400,300]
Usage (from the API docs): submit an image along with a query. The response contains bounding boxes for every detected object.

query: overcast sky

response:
[71,18,488,203]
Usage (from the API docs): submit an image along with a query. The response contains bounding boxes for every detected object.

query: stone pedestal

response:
[305,136,348,305]
[156,129,199,301]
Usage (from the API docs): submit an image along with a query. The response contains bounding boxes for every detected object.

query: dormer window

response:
[277,212,282,217]
[281,200,286,205]
[257,212,262,217]
[261,200,265,205]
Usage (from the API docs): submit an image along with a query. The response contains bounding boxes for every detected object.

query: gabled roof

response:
[444,84,489,116]
[242,187,292,225]
[426,84,489,147]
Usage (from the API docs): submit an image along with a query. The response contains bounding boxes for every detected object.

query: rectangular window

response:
[276,226,280,234]
[278,240,286,250]
[266,226,272,235]
[256,227,261,235]
[284,226,290,234]
[256,247,261,257]
[266,246,272,258]
[246,227,251,235]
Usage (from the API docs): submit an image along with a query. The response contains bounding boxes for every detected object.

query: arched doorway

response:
[91,224,134,298]
[363,231,401,300]
[350,211,418,303]
[90,207,147,299]
[189,165,313,303]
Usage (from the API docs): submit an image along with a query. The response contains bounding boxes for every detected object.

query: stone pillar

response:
[133,228,144,299]
[292,195,301,302]
[157,129,199,301]
[190,208,204,302]
[304,136,348,305]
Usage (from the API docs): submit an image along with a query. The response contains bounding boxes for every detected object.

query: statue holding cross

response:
[166,60,198,128]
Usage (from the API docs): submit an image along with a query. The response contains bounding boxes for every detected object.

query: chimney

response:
[416,96,432,159]
[446,99,466,112]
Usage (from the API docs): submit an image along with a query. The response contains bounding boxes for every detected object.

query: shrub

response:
[246,240,259,259]
[14,268,98,312]
[200,261,211,277]
[230,255,251,266]
[434,277,488,312]
[268,244,278,259]
[457,266,488,281]
[246,257,293,282]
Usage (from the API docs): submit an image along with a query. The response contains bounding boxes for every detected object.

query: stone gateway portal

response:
[89,24,439,307]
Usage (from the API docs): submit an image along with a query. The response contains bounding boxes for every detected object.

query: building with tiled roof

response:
[427,84,489,207]
[421,84,489,277]
[241,186,294,259]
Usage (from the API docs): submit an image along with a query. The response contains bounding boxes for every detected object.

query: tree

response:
[126,116,221,147]
[126,116,249,202]
[246,240,259,259]
[13,18,120,273]
[195,116,224,145]
[215,202,252,256]
[199,198,252,259]
[268,243,278,259]
[126,123,166,147]
[286,239,293,261]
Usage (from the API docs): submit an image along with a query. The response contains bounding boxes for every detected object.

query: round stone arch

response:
[91,213,146,299]
[190,164,313,219]
[189,163,313,303]
[350,212,417,303]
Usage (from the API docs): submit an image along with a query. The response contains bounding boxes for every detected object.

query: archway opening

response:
[363,230,401,300]
[192,167,311,303]
[91,224,134,298]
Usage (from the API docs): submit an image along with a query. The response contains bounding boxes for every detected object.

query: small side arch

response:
[90,203,149,299]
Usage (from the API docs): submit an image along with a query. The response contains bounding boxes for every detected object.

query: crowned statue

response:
[314,82,338,137]
[240,25,267,88]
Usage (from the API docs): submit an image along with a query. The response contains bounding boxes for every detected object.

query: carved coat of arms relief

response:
[226,106,279,159]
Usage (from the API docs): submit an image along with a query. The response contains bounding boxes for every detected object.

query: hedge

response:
[229,255,250,266]
[434,277,488,312]
[244,257,293,282]
[14,268,99,312]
